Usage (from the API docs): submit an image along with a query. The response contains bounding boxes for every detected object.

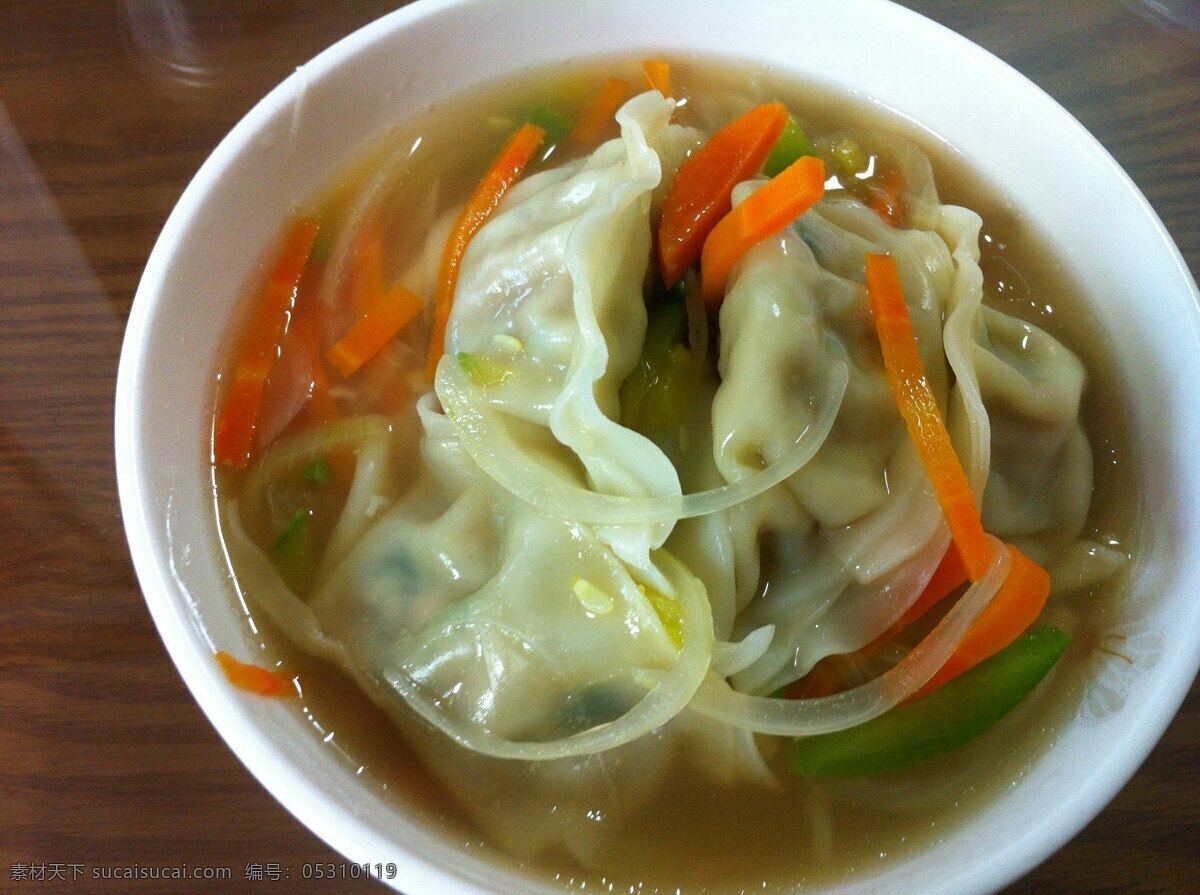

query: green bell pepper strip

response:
[764,116,818,178]
[523,105,573,146]
[788,625,1072,777]
[619,300,692,446]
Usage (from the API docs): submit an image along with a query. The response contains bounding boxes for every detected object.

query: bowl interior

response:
[115,1,1200,893]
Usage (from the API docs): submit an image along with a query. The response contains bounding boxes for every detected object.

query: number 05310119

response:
[300,862,399,881]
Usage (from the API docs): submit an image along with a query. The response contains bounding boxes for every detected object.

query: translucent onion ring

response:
[678,536,1012,737]
[241,415,393,515]
[435,354,848,527]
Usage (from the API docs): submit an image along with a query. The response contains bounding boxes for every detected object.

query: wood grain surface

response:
[0,1,1195,893]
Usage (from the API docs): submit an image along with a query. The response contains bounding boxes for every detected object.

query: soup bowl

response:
[115,0,1200,892]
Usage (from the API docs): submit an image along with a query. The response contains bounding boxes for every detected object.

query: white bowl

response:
[115,1,1200,892]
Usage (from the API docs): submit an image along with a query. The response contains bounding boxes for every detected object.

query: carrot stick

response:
[699,155,825,303]
[570,76,630,147]
[898,544,969,630]
[856,544,970,666]
[657,102,789,288]
[912,544,1050,697]
[866,252,1054,694]
[215,651,294,697]
[329,284,426,378]
[642,59,671,97]
[868,166,906,227]
[790,544,1046,702]
[326,208,422,379]
[426,122,546,381]
[865,253,993,581]
[214,216,320,467]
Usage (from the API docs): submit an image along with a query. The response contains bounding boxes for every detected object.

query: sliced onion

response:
[316,427,394,584]
[380,550,714,760]
[220,501,351,667]
[679,536,1012,737]
[252,325,316,451]
[242,415,393,513]
[435,355,848,526]
[712,625,776,678]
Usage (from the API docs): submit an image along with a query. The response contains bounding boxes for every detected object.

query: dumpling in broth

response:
[211,65,1131,887]
[439,90,699,582]
[706,134,1106,695]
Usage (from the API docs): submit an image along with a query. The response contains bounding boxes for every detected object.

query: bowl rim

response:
[115,3,507,892]
[115,1,1200,893]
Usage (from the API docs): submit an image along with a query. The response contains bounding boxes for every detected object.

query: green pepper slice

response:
[789,625,1072,777]
[522,105,573,145]
[619,300,692,450]
[763,115,818,178]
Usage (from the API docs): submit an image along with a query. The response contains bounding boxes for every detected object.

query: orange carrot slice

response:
[324,210,425,378]
[214,216,320,467]
[426,122,546,381]
[865,253,993,581]
[898,544,969,630]
[866,252,1054,694]
[642,59,672,97]
[215,651,294,697]
[699,155,825,303]
[867,165,906,227]
[912,545,1050,697]
[657,102,789,288]
[570,76,630,147]
[329,284,426,378]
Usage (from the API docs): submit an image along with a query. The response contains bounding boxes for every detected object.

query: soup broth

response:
[210,57,1136,892]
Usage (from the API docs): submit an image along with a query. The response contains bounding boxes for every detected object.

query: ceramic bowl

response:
[115,1,1200,892]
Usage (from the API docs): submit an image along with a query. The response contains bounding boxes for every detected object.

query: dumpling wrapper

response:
[439,90,701,585]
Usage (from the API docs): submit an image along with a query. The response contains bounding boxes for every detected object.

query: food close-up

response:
[208,59,1135,890]
[6,2,1192,894]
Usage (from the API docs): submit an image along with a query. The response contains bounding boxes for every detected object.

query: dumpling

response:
[707,134,1106,695]
[437,90,701,582]
[223,397,734,863]
[708,178,968,694]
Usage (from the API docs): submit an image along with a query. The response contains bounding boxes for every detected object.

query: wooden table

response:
[1,2,1195,892]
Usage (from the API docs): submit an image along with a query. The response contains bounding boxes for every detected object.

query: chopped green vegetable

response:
[763,116,817,178]
[830,135,869,177]
[788,626,1072,777]
[619,302,693,452]
[303,456,332,486]
[272,508,316,595]
[521,105,573,145]
[457,352,514,386]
